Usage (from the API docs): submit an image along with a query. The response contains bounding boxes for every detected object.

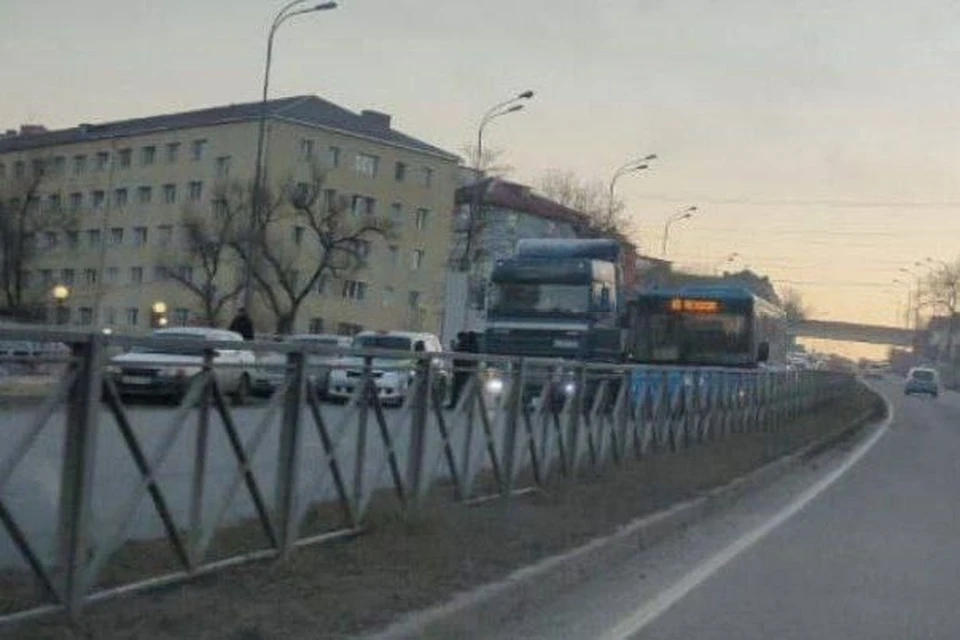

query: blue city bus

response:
[622,285,787,368]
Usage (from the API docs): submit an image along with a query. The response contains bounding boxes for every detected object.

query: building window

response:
[73,155,86,176]
[118,148,132,168]
[87,229,101,247]
[0,162,6,180]
[46,194,61,213]
[95,151,110,172]
[92,190,105,210]
[130,267,143,284]
[188,181,203,202]
[173,308,189,326]
[355,239,371,260]
[43,231,57,249]
[415,208,429,230]
[32,159,47,176]
[153,265,167,281]
[61,268,75,285]
[293,226,305,245]
[52,156,65,176]
[40,269,53,286]
[216,155,231,178]
[355,153,379,177]
[411,249,424,271]
[308,317,325,334]
[83,268,97,285]
[391,202,403,221]
[300,139,315,160]
[126,307,139,326]
[420,167,434,188]
[351,195,376,215]
[388,245,399,266]
[110,227,124,245]
[394,162,407,182]
[328,146,341,168]
[105,307,116,325]
[14,161,24,178]
[178,265,193,284]
[114,188,128,208]
[138,186,152,204]
[383,285,395,307]
[133,226,148,247]
[317,274,330,295]
[165,142,180,163]
[163,184,176,204]
[157,225,173,246]
[408,290,421,309]
[336,322,363,336]
[191,139,207,161]
[65,230,79,249]
[323,189,338,210]
[78,307,94,326]
[69,192,82,212]
[141,146,156,166]
[341,280,367,301]
[106,267,119,283]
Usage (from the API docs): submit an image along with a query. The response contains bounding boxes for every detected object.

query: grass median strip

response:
[5,387,882,640]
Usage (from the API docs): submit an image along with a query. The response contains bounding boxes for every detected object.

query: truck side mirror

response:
[758,341,770,363]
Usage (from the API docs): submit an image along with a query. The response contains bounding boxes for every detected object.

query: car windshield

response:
[911,370,935,382]
[352,335,412,351]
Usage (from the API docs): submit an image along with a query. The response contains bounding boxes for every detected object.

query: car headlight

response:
[485,376,505,395]
[562,381,577,396]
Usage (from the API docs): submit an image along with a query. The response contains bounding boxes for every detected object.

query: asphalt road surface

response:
[474,377,960,639]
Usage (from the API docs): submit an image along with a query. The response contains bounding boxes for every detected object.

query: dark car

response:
[905,367,939,397]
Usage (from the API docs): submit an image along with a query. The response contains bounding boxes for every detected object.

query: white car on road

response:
[326,331,449,406]
[106,327,256,404]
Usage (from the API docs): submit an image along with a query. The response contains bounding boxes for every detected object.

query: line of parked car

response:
[104,326,452,406]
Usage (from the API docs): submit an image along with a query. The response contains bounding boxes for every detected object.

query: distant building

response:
[0,95,459,335]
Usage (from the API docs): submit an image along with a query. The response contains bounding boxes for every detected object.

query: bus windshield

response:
[633,311,751,365]
[489,282,590,315]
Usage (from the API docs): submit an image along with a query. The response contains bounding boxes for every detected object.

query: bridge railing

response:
[0,327,859,623]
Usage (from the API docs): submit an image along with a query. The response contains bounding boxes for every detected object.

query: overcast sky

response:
[5,0,960,357]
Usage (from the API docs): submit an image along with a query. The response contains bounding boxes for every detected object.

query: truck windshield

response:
[633,312,750,365]
[489,283,589,315]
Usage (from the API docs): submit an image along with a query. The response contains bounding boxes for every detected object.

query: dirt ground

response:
[3,388,882,640]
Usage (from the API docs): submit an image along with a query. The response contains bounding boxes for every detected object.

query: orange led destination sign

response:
[668,298,721,313]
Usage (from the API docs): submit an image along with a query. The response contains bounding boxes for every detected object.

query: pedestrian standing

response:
[229,307,255,340]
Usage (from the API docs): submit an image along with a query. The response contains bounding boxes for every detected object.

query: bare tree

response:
[780,287,811,324]
[0,158,73,316]
[159,185,246,327]
[536,169,630,237]
[233,164,395,334]
[920,262,960,362]
[458,144,514,178]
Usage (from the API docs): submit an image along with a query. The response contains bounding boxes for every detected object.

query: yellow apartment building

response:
[0,95,460,336]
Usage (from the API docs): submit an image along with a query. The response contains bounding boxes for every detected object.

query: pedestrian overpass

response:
[789,319,914,347]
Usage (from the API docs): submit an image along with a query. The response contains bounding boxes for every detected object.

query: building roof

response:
[455,178,591,229]
[0,95,459,160]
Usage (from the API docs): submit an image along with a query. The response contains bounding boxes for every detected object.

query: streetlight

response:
[51,285,69,326]
[462,90,535,271]
[661,205,697,256]
[893,278,912,329]
[608,153,657,223]
[243,0,340,311]
[151,301,168,328]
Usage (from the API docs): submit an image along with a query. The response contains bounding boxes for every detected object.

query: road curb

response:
[359,393,884,640]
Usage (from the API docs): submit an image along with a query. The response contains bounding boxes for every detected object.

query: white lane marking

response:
[601,396,894,640]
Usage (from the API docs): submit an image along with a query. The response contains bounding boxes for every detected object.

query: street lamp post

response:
[51,285,70,326]
[242,0,339,312]
[607,154,657,228]
[462,90,534,272]
[660,205,697,256]
[892,278,912,329]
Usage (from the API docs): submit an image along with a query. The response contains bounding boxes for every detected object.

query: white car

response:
[105,327,255,404]
[327,331,449,406]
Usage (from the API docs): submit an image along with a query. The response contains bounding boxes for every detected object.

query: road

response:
[473,378,960,639]
[0,390,506,569]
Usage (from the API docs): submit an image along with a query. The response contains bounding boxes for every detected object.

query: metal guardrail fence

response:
[0,328,857,623]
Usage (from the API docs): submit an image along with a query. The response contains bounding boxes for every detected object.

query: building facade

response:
[0,95,459,335]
